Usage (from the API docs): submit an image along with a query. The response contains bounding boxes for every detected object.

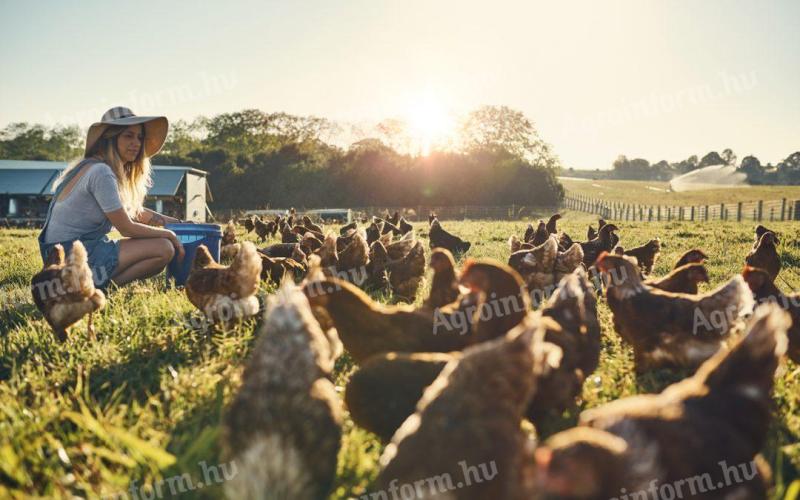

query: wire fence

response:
[563,193,799,222]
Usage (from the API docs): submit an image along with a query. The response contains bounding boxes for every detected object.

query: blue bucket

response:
[165,223,222,287]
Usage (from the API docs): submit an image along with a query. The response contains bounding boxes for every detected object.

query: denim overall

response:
[38,158,119,289]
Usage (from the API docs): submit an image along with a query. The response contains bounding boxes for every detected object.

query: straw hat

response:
[85,107,168,157]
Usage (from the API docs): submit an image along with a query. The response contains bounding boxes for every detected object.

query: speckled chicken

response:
[597,252,754,372]
[31,241,106,342]
[185,242,262,323]
[223,280,342,500]
[534,304,789,499]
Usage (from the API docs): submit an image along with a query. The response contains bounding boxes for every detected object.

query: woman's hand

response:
[166,231,185,262]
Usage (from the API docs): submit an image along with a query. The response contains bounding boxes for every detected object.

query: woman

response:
[39,106,185,288]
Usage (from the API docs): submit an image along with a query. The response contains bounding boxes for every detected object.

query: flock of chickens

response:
[28,209,800,499]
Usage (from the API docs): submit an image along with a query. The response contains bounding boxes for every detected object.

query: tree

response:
[721,148,737,166]
[458,105,560,169]
[738,155,764,183]
[699,151,725,168]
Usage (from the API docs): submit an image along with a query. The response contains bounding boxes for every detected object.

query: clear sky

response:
[1,0,798,169]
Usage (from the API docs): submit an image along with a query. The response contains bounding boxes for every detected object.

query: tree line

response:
[595,149,800,184]
[0,106,564,209]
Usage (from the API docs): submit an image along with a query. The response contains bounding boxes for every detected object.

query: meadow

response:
[560,177,800,206]
[1,213,799,499]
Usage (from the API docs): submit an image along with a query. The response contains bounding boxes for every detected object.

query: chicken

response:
[743,266,800,363]
[623,238,661,276]
[528,269,601,423]
[529,220,550,246]
[385,231,416,261]
[31,241,106,342]
[280,223,301,244]
[220,242,241,261]
[335,231,370,284]
[259,253,307,285]
[241,216,255,233]
[424,248,460,309]
[545,213,561,235]
[552,243,585,291]
[301,215,323,234]
[674,248,708,268]
[222,220,237,246]
[261,243,303,259]
[365,240,391,290]
[646,262,709,295]
[597,252,754,372]
[586,225,597,241]
[303,258,528,363]
[366,220,384,245]
[387,210,400,226]
[254,217,274,243]
[223,280,342,500]
[345,351,456,441]
[387,240,426,302]
[376,317,560,500]
[746,227,781,281]
[428,217,471,255]
[508,234,531,253]
[508,236,558,293]
[185,242,262,323]
[339,221,357,235]
[535,303,789,500]
[580,223,619,267]
[398,217,414,235]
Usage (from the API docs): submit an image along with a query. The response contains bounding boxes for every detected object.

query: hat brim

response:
[85,116,169,158]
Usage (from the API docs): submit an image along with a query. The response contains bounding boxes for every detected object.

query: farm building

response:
[0,160,212,224]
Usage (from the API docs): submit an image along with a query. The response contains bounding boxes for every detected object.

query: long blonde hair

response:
[55,125,152,217]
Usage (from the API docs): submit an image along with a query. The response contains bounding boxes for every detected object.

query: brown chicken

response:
[241,216,255,233]
[424,248,460,309]
[223,280,342,500]
[580,223,619,267]
[646,262,709,295]
[221,220,237,246]
[31,241,106,342]
[301,215,323,234]
[509,236,558,293]
[280,223,301,244]
[545,213,561,235]
[387,240,426,302]
[623,238,661,276]
[254,217,274,243]
[535,304,789,499]
[674,248,708,268]
[743,266,800,363]
[303,258,528,363]
[746,226,781,281]
[597,252,754,372]
[220,242,241,261]
[345,351,457,441]
[429,217,471,255]
[364,240,391,290]
[528,269,601,423]
[398,217,414,235]
[185,242,262,323]
[259,252,307,285]
[377,317,561,500]
[529,220,550,246]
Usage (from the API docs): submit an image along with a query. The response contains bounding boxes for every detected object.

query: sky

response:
[1,0,798,169]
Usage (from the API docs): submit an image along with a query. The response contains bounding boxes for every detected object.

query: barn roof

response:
[0,160,208,196]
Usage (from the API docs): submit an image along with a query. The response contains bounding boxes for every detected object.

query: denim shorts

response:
[39,235,120,289]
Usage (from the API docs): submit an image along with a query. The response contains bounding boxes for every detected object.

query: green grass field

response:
[1,214,799,499]
[560,177,800,206]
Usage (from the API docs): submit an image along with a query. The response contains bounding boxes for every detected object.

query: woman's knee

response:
[156,238,175,264]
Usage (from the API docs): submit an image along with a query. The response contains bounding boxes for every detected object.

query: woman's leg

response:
[111,238,175,285]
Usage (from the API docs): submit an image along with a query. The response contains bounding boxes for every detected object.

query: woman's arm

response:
[136,208,181,226]
[106,208,185,261]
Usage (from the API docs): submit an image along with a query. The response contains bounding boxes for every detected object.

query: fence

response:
[347,205,560,222]
[563,194,799,222]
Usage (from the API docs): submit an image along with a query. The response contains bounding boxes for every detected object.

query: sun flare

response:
[403,92,454,155]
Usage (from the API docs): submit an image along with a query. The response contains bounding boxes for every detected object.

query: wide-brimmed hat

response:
[85,107,168,157]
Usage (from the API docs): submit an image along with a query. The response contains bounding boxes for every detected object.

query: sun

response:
[403,92,454,156]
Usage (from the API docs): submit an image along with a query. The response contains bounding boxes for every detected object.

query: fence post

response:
[781,198,787,221]
[657,206,661,221]
[757,200,763,221]
[737,202,742,222]
[690,206,695,221]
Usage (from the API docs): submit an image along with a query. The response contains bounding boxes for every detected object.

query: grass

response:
[1,213,799,499]
[560,177,800,206]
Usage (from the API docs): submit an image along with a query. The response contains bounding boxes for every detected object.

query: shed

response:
[0,160,211,223]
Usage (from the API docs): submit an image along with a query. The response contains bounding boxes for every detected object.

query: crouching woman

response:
[38,107,185,288]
